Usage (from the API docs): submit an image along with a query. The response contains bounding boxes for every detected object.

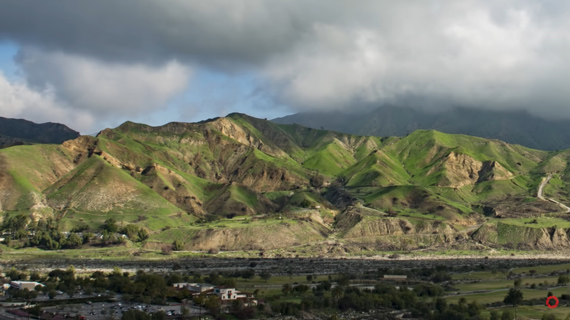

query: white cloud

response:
[0,71,94,130]
[0,48,192,133]
[261,1,570,117]
[16,47,192,120]
[2,1,570,120]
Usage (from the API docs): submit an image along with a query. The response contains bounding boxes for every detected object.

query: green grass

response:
[302,140,356,176]
[454,277,560,291]
[452,271,507,281]
[229,184,259,208]
[498,217,570,229]
[445,287,570,305]
[483,305,570,320]
[513,264,570,275]
[343,150,410,187]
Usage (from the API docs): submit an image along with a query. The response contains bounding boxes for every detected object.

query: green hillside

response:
[1,113,570,255]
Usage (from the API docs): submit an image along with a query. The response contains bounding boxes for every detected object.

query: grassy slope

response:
[343,150,410,187]
[44,155,183,230]
[2,114,570,252]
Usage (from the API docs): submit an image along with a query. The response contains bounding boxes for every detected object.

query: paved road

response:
[537,174,570,213]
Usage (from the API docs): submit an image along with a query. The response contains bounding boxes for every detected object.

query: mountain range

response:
[0,117,80,149]
[273,106,570,151]
[1,113,570,255]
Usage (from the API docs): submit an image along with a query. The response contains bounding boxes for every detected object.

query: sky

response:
[1,1,570,134]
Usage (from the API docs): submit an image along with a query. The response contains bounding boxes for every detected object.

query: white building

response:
[10,281,44,291]
[214,287,257,306]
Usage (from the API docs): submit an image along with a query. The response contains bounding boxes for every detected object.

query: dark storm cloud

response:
[2,0,570,124]
[0,0,318,68]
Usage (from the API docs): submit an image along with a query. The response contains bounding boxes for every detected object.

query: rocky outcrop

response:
[189,221,327,250]
[430,152,513,187]
[471,223,570,250]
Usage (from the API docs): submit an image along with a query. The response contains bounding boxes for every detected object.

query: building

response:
[10,281,44,291]
[174,284,257,309]
[173,283,215,294]
[214,287,238,300]
[214,287,257,307]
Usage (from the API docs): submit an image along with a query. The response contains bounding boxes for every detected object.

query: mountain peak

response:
[0,116,80,148]
[273,106,570,151]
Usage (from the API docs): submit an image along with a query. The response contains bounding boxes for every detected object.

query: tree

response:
[242,268,255,281]
[151,311,166,320]
[83,232,94,244]
[122,224,140,241]
[180,305,190,319]
[65,286,75,298]
[306,275,313,282]
[310,174,325,189]
[259,271,271,282]
[490,310,500,320]
[294,284,309,294]
[513,278,522,288]
[331,286,344,302]
[467,301,482,317]
[65,233,83,248]
[559,275,570,285]
[434,298,447,313]
[48,290,57,300]
[501,310,514,320]
[431,271,452,283]
[104,218,118,233]
[172,240,184,251]
[282,283,293,295]
[204,296,221,317]
[504,288,523,306]
[137,228,149,242]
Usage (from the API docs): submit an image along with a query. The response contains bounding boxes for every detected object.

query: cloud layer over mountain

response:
[1,0,570,131]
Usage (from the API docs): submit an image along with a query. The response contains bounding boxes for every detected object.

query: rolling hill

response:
[2,113,570,255]
[273,106,570,151]
[0,117,80,149]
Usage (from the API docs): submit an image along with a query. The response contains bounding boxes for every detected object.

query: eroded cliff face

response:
[471,223,570,250]
[187,221,327,251]
[335,208,455,239]
[430,152,514,187]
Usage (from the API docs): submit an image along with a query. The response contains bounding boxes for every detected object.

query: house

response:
[214,287,238,300]
[174,284,258,308]
[214,287,257,307]
[10,281,44,290]
[173,283,215,294]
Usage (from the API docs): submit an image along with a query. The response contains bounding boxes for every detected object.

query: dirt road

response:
[537,174,570,213]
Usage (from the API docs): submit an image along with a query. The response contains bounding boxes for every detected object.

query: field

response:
[447,263,570,319]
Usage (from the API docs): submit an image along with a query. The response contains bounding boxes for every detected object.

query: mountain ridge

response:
[0,116,80,149]
[272,106,570,151]
[2,113,570,254]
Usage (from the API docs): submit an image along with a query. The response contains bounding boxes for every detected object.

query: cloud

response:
[263,2,570,118]
[0,71,94,130]
[16,47,191,119]
[0,48,191,133]
[2,0,570,120]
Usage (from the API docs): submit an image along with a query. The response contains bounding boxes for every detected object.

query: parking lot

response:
[41,301,203,320]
